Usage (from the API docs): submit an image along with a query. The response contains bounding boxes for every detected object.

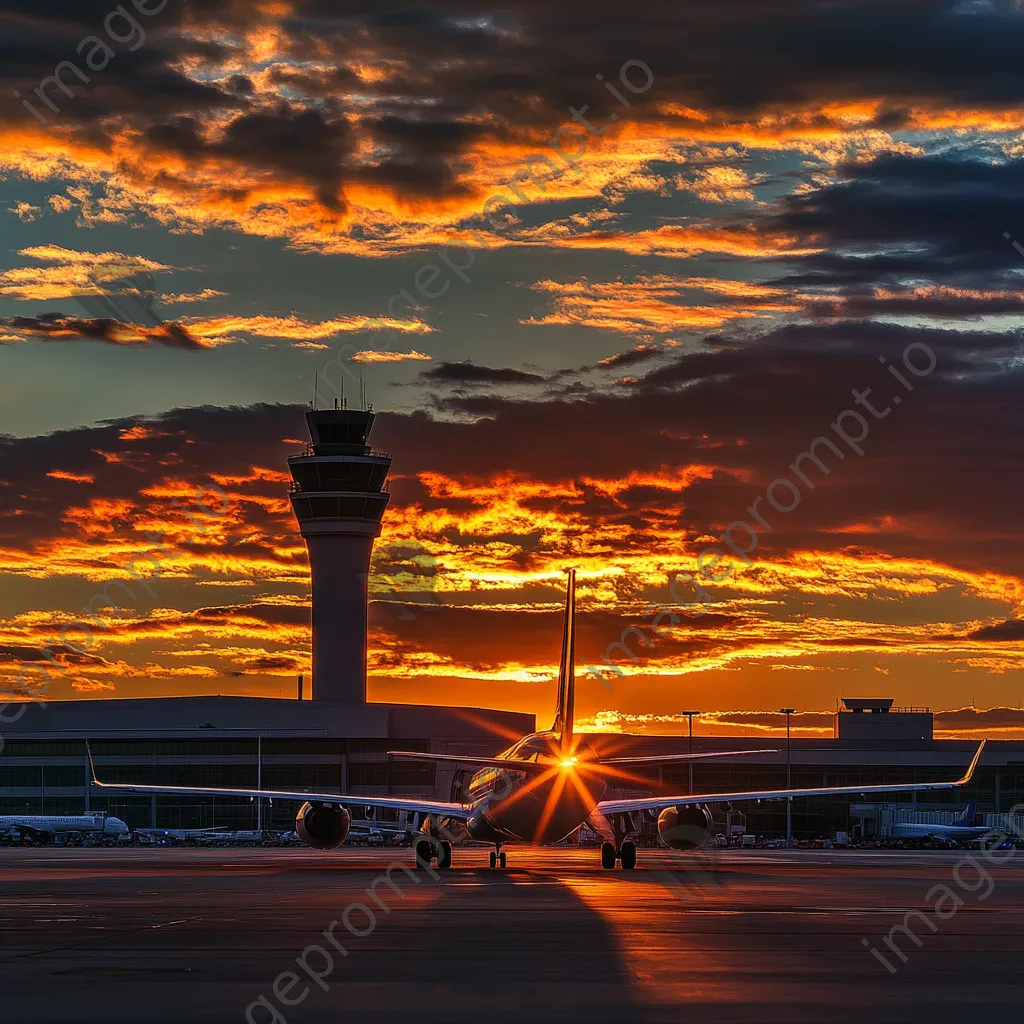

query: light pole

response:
[681,711,700,794]
[779,708,795,843]
[257,734,263,834]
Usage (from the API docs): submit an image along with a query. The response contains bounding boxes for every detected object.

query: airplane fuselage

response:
[0,814,129,836]
[888,823,992,842]
[461,732,606,845]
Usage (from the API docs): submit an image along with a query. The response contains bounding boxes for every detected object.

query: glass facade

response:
[3,736,1020,837]
[656,760,1018,837]
[0,737,433,830]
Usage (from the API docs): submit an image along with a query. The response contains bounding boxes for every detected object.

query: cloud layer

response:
[2,0,1024,726]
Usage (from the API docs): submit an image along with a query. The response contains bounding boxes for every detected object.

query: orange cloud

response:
[527,274,804,334]
[350,349,433,363]
[184,314,433,344]
[46,470,95,484]
[0,245,174,302]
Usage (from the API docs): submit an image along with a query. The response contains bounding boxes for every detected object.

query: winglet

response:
[956,739,986,786]
[85,740,101,787]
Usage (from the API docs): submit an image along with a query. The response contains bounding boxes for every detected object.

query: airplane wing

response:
[389,749,779,770]
[5,823,52,842]
[87,748,467,819]
[388,751,547,771]
[597,739,987,816]
[599,748,778,767]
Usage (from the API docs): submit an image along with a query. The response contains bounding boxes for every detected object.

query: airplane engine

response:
[657,804,713,850]
[295,802,351,850]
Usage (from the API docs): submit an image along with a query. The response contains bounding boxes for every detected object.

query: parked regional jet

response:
[886,800,994,845]
[89,570,986,871]
[0,813,129,843]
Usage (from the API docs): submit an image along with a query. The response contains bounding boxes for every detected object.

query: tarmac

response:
[1,846,1023,1023]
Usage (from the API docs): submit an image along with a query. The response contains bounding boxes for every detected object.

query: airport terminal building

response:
[4,410,1022,839]
[0,696,534,831]
[3,696,1023,839]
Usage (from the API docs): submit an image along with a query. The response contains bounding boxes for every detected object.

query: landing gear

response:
[489,844,506,869]
[499,851,507,869]
[489,851,497,869]
[437,840,452,870]
[600,839,637,869]
[413,838,434,870]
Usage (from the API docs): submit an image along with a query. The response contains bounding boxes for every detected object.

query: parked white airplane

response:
[0,813,129,842]
[886,800,994,845]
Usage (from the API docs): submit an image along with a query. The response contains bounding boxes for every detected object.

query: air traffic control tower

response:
[288,408,392,702]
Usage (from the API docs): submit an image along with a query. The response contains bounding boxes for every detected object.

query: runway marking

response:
[143,916,204,930]
[55,967,194,976]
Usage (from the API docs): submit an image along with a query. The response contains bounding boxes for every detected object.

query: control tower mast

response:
[288,407,391,702]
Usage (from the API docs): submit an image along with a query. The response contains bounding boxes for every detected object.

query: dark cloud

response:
[1,314,203,349]
[417,362,547,385]
[935,706,1024,729]
[1,276,1023,595]
[190,602,311,629]
[241,654,301,672]
[0,403,306,547]
[0,643,98,666]
[5,2,1024,209]
[968,619,1024,641]
[206,105,354,210]
[592,345,665,371]
[369,600,739,671]
[768,154,1024,292]
[372,326,1024,578]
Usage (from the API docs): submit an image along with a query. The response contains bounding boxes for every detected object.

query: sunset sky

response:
[2,0,1024,738]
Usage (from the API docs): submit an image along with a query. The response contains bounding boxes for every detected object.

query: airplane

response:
[0,812,129,843]
[88,569,987,871]
[886,800,995,846]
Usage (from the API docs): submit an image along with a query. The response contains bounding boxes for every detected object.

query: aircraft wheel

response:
[489,851,497,869]
[437,840,452,870]
[620,841,637,870]
[499,851,507,869]
[601,841,617,869]
[413,839,433,870]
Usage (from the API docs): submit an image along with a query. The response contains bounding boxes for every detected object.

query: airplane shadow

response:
[307,864,654,1023]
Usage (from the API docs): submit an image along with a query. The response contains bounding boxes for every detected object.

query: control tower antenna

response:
[312,370,318,410]
[287,407,392,702]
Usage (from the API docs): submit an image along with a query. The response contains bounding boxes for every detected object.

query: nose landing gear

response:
[489,844,507,869]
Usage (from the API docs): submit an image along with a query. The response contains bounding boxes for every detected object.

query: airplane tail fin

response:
[551,569,576,753]
[955,798,977,827]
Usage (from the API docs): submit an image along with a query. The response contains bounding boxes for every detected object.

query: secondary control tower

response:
[288,407,391,702]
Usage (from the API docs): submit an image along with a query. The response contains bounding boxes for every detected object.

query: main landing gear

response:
[601,840,637,870]
[413,837,453,870]
[488,844,507,869]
